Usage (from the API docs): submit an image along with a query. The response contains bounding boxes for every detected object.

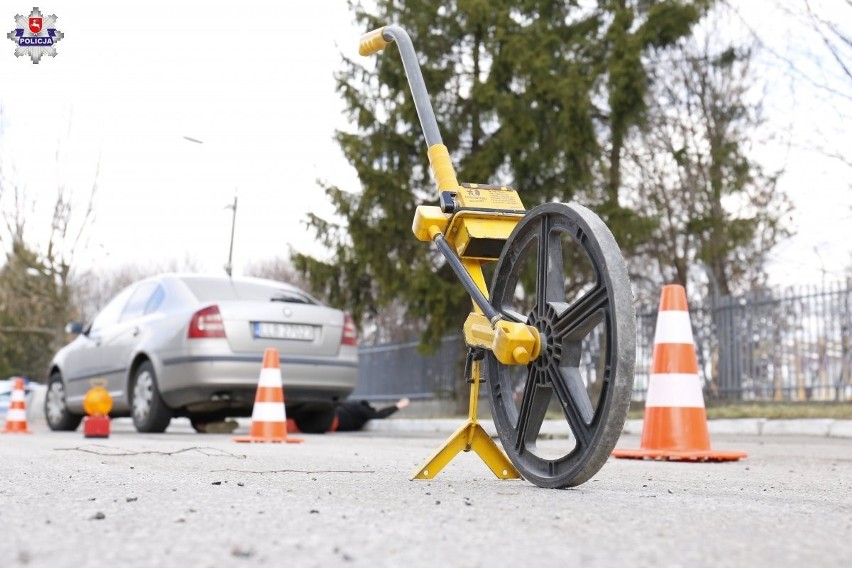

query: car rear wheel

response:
[45,372,83,431]
[131,361,172,433]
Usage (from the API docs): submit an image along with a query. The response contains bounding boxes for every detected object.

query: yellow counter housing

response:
[440,184,527,260]
[446,214,522,260]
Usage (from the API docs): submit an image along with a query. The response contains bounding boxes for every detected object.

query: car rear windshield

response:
[181,278,316,305]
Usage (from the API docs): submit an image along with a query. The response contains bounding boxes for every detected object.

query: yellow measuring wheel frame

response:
[359,25,636,489]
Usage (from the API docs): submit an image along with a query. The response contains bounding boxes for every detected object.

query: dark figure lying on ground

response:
[293,397,411,433]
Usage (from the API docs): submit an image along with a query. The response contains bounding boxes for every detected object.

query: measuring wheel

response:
[359,24,636,487]
[486,202,636,488]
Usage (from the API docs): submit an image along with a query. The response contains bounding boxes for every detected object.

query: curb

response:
[365,418,852,438]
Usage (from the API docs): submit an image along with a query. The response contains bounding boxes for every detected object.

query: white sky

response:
[0,0,849,287]
[1,0,361,277]
[731,0,852,286]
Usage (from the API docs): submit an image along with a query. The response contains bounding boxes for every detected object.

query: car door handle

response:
[132,327,140,337]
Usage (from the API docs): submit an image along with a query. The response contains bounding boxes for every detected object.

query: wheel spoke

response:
[513,367,550,452]
[535,215,565,314]
[546,363,594,448]
[551,286,608,340]
[134,375,152,420]
[47,384,64,422]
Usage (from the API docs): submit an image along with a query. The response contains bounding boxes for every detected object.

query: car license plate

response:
[253,322,316,341]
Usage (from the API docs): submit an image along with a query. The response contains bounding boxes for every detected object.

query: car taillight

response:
[188,305,226,339]
[342,313,358,346]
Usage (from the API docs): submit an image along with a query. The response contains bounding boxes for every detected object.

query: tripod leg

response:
[410,420,470,480]
[410,419,520,480]
[468,423,521,479]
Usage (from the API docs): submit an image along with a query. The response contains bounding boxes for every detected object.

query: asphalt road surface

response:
[2,419,850,568]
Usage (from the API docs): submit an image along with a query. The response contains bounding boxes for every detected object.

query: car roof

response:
[149,273,321,304]
[164,273,303,291]
[133,273,298,290]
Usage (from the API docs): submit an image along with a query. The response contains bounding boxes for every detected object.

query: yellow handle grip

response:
[359,27,390,56]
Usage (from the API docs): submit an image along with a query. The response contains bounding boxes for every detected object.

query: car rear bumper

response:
[158,354,358,412]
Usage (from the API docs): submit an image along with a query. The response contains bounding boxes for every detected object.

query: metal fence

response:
[638,281,852,403]
[356,281,852,403]
[352,335,464,401]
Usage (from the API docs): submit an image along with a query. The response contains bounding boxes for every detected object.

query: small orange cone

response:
[613,285,746,461]
[234,348,302,443]
[2,378,32,434]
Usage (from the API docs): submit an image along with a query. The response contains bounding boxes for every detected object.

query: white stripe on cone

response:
[257,368,283,388]
[645,374,706,408]
[250,401,286,422]
[653,311,694,345]
[6,408,27,421]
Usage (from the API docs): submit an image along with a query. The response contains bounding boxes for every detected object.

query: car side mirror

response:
[65,322,84,335]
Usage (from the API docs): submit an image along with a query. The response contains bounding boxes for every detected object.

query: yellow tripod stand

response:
[411,356,520,480]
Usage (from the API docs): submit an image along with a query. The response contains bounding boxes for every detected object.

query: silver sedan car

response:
[45,274,358,433]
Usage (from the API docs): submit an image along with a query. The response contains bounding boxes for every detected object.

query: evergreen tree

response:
[294,0,707,345]
[0,239,73,379]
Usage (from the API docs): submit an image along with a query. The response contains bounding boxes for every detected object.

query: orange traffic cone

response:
[613,285,746,461]
[3,378,32,434]
[234,348,302,443]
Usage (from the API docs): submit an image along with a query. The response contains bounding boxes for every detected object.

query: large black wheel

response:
[486,202,635,488]
[45,371,83,431]
[131,361,172,433]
